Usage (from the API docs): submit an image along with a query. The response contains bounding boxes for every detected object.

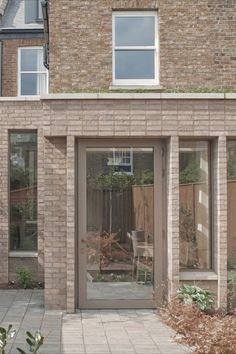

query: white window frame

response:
[18,47,49,97]
[112,11,159,86]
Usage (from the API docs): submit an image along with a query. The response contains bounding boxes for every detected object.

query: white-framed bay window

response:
[112,11,159,86]
[18,47,48,96]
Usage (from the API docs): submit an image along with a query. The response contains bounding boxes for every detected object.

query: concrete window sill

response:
[109,85,163,91]
[180,271,218,281]
[9,251,38,258]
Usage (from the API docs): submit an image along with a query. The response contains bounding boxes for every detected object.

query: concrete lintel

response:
[0,96,41,101]
[9,251,38,258]
[161,93,225,99]
[225,93,236,99]
[40,92,227,100]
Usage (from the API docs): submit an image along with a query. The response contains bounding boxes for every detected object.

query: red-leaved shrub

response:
[160,297,236,354]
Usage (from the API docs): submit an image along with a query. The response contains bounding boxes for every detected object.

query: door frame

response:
[77,138,165,309]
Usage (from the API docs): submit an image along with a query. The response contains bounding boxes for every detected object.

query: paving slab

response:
[0,290,192,354]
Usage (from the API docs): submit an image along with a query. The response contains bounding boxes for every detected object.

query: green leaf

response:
[26,331,34,339]
[7,325,12,333]
[16,348,26,354]
[26,338,34,346]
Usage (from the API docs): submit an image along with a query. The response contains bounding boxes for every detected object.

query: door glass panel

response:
[86,147,154,300]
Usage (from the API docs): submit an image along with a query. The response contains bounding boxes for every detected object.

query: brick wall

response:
[48,0,236,92]
[44,137,67,310]
[0,100,45,286]
[2,38,44,96]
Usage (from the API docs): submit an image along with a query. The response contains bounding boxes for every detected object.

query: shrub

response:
[178,284,214,312]
[16,267,32,289]
[0,326,44,354]
[161,297,236,354]
[179,159,201,184]
[0,325,16,354]
[17,331,44,354]
[228,268,236,311]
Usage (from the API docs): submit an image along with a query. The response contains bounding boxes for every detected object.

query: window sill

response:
[180,271,218,281]
[109,85,163,91]
[9,251,38,258]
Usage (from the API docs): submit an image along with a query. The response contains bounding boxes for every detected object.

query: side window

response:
[25,0,42,23]
[18,47,48,96]
[179,141,211,270]
[10,132,38,251]
[112,11,159,86]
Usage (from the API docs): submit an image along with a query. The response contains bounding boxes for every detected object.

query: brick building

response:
[0,0,236,311]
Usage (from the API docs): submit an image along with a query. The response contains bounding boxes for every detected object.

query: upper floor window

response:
[25,0,43,23]
[112,11,159,86]
[18,47,48,96]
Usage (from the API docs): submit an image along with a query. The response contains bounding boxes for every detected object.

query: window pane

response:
[227,141,236,269]
[10,133,37,251]
[21,73,47,95]
[21,48,44,72]
[115,50,155,80]
[37,73,47,94]
[179,141,211,270]
[86,147,154,300]
[115,16,155,46]
[25,0,38,24]
[38,0,43,19]
[21,73,38,95]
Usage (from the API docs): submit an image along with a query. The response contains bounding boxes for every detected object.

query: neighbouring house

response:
[0,0,236,312]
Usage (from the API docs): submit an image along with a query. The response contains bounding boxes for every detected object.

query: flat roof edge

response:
[1,92,236,101]
[40,92,229,100]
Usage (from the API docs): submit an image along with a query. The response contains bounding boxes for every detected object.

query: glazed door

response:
[77,140,164,308]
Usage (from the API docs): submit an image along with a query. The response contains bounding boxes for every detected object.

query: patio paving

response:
[0,289,192,354]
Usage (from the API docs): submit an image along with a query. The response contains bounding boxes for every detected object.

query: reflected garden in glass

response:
[10,132,37,251]
[179,141,211,270]
[86,147,154,300]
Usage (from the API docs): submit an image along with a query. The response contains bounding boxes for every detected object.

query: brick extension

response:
[0,96,232,310]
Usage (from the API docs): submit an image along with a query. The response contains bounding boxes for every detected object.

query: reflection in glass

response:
[115,50,155,80]
[86,147,154,300]
[10,133,37,251]
[227,141,236,269]
[179,141,210,269]
[115,16,155,46]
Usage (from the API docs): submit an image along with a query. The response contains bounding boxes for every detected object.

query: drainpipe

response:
[42,0,49,69]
